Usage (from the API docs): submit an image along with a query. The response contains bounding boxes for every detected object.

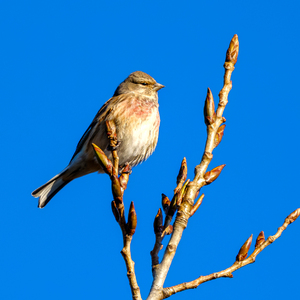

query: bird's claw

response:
[107,140,121,151]
[119,163,132,174]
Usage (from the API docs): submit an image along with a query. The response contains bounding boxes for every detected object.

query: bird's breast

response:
[112,96,160,167]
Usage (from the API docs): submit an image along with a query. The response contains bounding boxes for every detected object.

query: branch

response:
[92,121,142,300]
[162,208,300,298]
[150,159,187,276]
[147,34,239,300]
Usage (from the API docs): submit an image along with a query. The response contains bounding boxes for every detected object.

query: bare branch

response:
[162,208,300,298]
[92,121,142,300]
[146,34,240,300]
[106,120,119,173]
[150,160,188,278]
[121,235,141,300]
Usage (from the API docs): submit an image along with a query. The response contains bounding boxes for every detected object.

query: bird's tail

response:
[32,171,71,208]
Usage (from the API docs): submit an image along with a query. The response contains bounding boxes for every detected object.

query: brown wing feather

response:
[69,94,128,162]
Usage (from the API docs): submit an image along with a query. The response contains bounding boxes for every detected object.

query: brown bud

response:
[236,234,253,261]
[204,88,216,125]
[111,175,123,203]
[214,124,226,148]
[190,194,204,217]
[119,164,131,190]
[111,200,120,223]
[255,231,265,248]
[204,164,226,184]
[175,158,187,194]
[168,195,178,217]
[154,208,163,234]
[92,143,113,175]
[285,208,300,224]
[127,202,137,236]
[176,179,190,206]
[226,34,239,65]
[162,194,171,215]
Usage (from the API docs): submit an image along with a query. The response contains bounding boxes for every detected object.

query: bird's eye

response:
[141,82,148,86]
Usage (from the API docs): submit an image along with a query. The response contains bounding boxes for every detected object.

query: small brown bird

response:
[32,71,164,208]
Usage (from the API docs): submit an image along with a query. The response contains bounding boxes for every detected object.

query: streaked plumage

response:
[32,71,164,208]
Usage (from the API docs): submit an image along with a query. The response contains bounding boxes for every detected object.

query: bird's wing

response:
[69,94,128,162]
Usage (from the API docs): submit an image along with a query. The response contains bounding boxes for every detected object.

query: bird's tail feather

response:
[32,172,70,208]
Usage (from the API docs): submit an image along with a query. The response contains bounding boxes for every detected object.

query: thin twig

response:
[106,120,119,173]
[150,159,188,277]
[92,121,142,300]
[121,235,141,300]
[162,208,300,298]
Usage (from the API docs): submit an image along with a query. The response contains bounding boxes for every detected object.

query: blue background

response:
[1,1,299,299]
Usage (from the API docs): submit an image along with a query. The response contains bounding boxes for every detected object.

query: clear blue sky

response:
[1,1,299,299]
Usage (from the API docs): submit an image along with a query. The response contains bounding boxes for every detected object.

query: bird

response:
[32,71,164,208]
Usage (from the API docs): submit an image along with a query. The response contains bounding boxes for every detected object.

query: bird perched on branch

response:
[32,71,164,208]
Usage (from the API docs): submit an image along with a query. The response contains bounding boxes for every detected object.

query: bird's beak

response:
[153,83,165,91]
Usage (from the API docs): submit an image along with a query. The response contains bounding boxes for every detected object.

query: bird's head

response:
[113,71,164,99]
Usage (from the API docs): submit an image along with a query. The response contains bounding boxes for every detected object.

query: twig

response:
[92,121,142,300]
[162,208,300,298]
[151,208,164,274]
[106,120,119,173]
[150,159,188,277]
